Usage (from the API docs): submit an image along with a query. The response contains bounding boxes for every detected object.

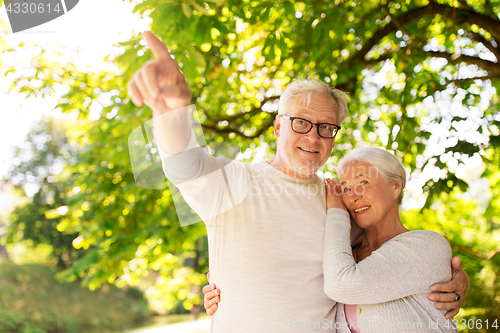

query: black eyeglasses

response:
[280,115,341,139]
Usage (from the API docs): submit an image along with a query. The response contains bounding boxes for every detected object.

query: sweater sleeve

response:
[323,208,452,305]
[158,133,249,225]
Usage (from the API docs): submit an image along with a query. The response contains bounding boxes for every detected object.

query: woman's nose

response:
[349,191,362,203]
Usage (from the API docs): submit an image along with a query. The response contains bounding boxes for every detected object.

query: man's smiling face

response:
[273,92,339,179]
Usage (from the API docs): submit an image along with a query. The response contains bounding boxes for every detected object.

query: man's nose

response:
[304,126,321,142]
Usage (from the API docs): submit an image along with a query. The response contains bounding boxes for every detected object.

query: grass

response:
[128,313,210,332]
[0,258,149,333]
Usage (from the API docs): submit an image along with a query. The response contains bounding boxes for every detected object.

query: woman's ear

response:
[393,182,403,200]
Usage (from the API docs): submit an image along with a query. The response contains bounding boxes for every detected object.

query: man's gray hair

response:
[278,79,349,124]
[338,147,407,205]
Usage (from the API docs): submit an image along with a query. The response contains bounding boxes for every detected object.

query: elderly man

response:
[128,31,468,332]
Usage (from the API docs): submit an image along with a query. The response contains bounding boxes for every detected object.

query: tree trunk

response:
[0,244,8,258]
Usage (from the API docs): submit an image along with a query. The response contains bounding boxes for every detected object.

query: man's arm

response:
[429,256,469,319]
[127,31,192,155]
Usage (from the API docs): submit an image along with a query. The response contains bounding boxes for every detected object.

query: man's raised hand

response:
[127,31,191,114]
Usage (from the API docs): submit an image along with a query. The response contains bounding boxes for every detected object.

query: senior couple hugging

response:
[128,31,468,332]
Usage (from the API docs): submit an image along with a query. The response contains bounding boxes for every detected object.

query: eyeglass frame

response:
[279,115,341,139]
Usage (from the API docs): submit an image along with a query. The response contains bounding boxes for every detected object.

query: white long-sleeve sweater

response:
[159,135,361,332]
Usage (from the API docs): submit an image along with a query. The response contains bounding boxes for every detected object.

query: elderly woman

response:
[203,147,464,332]
[323,147,457,332]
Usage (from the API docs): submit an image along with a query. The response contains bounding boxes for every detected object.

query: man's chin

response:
[290,163,320,178]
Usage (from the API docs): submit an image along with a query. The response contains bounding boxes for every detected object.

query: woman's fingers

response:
[325,178,341,194]
[325,178,347,210]
[327,177,339,185]
[325,179,334,194]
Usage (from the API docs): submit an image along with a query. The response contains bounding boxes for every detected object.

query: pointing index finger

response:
[143,31,172,61]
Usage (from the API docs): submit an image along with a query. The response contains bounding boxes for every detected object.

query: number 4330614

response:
[6,2,62,14]
[444,318,498,330]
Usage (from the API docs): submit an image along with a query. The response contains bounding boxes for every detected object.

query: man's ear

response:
[274,115,281,138]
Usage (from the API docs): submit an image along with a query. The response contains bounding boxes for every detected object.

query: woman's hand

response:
[325,178,348,211]
[202,272,221,316]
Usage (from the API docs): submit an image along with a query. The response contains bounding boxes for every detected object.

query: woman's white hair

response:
[278,79,349,124]
[337,147,407,204]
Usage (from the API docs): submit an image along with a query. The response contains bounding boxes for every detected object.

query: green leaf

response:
[0,18,8,34]
[445,141,480,157]
[189,48,206,69]
[181,2,191,18]
[260,7,270,22]
[0,37,7,52]
[178,52,197,81]
[189,0,210,16]
[213,20,230,35]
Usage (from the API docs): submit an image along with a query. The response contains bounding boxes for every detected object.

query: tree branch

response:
[350,1,500,66]
[351,4,438,65]
[364,54,392,66]
[202,114,275,140]
[202,96,278,124]
[483,0,497,18]
[457,0,472,10]
[487,247,500,260]
[449,240,500,262]
[452,75,494,83]
[384,8,412,38]
[469,32,500,62]
[439,2,500,40]
[426,50,500,76]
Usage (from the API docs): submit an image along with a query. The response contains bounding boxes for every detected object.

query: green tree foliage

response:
[3,0,500,319]
[5,118,85,269]
[0,1,8,65]
[402,191,500,330]
[0,259,149,333]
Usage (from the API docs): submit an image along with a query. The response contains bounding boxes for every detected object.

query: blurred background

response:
[0,0,499,332]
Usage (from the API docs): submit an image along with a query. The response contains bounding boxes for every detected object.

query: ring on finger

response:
[454,292,460,301]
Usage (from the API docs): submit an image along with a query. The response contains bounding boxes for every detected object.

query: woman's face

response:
[338,161,402,229]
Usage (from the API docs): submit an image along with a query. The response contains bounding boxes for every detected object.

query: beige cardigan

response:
[324,209,458,333]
